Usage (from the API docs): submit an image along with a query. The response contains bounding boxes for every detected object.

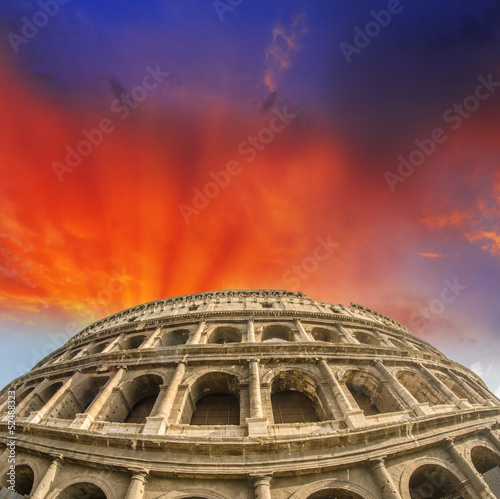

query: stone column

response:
[31,456,65,499]
[143,361,186,434]
[252,475,272,499]
[417,365,470,408]
[28,376,76,424]
[247,360,267,436]
[374,361,432,416]
[486,428,500,452]
[187,320,206,345]
[294,319,312,342]
[101,333,125,353]
[70,368,126,430]
[368,458,402,499]
[139,327,162,349]
[124,470,149,499]
[247,319,256,343]
[444,438,495,499]
[317,359,365,427]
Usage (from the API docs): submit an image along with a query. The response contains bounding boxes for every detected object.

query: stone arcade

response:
[1,289,500,498]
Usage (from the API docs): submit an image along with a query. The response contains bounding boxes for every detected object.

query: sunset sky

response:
[0,0,499,393]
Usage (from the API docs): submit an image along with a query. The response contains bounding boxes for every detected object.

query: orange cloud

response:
[419,211,469,229]
[417,252,453,258]
[264,12,308,92]
[466,230,500,256]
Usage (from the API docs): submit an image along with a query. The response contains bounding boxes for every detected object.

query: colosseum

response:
[1,289,500,499]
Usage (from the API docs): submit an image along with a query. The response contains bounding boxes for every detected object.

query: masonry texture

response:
[1,289,500,499]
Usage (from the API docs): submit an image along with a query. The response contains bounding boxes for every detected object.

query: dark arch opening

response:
[262,325,294,342]
[396,370,447,406]
[86,342,110,355]
[160,329,190,346]
[56,482,107,499]
[118,335,146,351]
[388,337,408,349]
[471,445,500,495]
[13,464,34,495]
[20,381,63,416]
[207,326,242,344]
[352,330,381,347]
[308,489,367,499]
[409,464,463,499]
[311,327,343,343]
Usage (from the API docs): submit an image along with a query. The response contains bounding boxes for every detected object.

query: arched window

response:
[56,482,107,499]
[308,489,367,499]
[9,464,34,496]
[352,330,381,347]
[409,464,463,499]
[471,445,500,495]
[117,335,147,351]
[434,372,476,404]
[20,381,63,417]
[102,374,163,424]
[311,327,343,343]
[270,370,323,423]
[160,328,190,347]
[86,342,110,356]
[207,327,242,344]
[343,370,402,415]
[388,337,407,349]
[396,370,447,406]
[181,372,240,425]
[262,325,295,343]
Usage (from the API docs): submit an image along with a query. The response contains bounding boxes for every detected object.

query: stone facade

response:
[0,289,499,499]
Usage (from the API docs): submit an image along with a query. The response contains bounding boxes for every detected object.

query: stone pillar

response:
[247,360,267,436]
[139,327,162,349]
[374,361,432,416]
[124,470,149,499]
[188,321,206,345]
[252,475,272,499]
[369,458,402,499]
[294,319,312,342]
[247,319,256,343]
[28,376,76,424]
[372,331,395,348]
[444,438,495,499]
[317,359,365,427]
[143,361,186,434]
[486,428,500,452]
[101,334,125,353]
[31,456,65,499]
[417,365,470,408]
[70,368,126,430]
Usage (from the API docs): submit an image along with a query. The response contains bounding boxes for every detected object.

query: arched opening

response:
[352,330,381,347]
[471,446,500,495]
[344,370,402,415]
[102,374,163,424]
[262,325,295,343]
[207,326,242,344]
[15,386,35,405]
[160,329,190,347]
[181,372,240,425]
[396,370,447,406]
[434,373,476,404]
[270,370,323,423]
[388,337,408,349]
[11,464,34,496]
[49,376,110,420]
[409,464,463,499]
[311,327,344,343]
[56,482,107,499]
[20,381,63,416]
[86,342,110,356]
[117,335,147,351]
[308,489,367,499]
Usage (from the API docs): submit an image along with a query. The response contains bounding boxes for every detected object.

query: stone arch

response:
[351,330,382,347]
[269,370,326,423]
[179,372,240,425]
[387,337,408,349]
[206,326,242,344]
[261,324,295,342]
[101,373,163,423]
[116,334,147,351]
[470,444,500,475]
[310,327,344,343]
[47,473,115,499]
[408,463,464,499]
[49,375,110,420]
[342,369,403,415]
[433,372,476,403]
[288,479,377,499]
[160,328,191,347]
[396,369,448,406]
[20,380,64,416]
[0,463,35,495]
[86,341,111,356]
[158,491,231,499]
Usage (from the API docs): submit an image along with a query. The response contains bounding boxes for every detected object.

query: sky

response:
[0,0,499,394]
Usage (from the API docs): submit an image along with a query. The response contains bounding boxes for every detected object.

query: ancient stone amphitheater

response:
[1,289,500,499]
